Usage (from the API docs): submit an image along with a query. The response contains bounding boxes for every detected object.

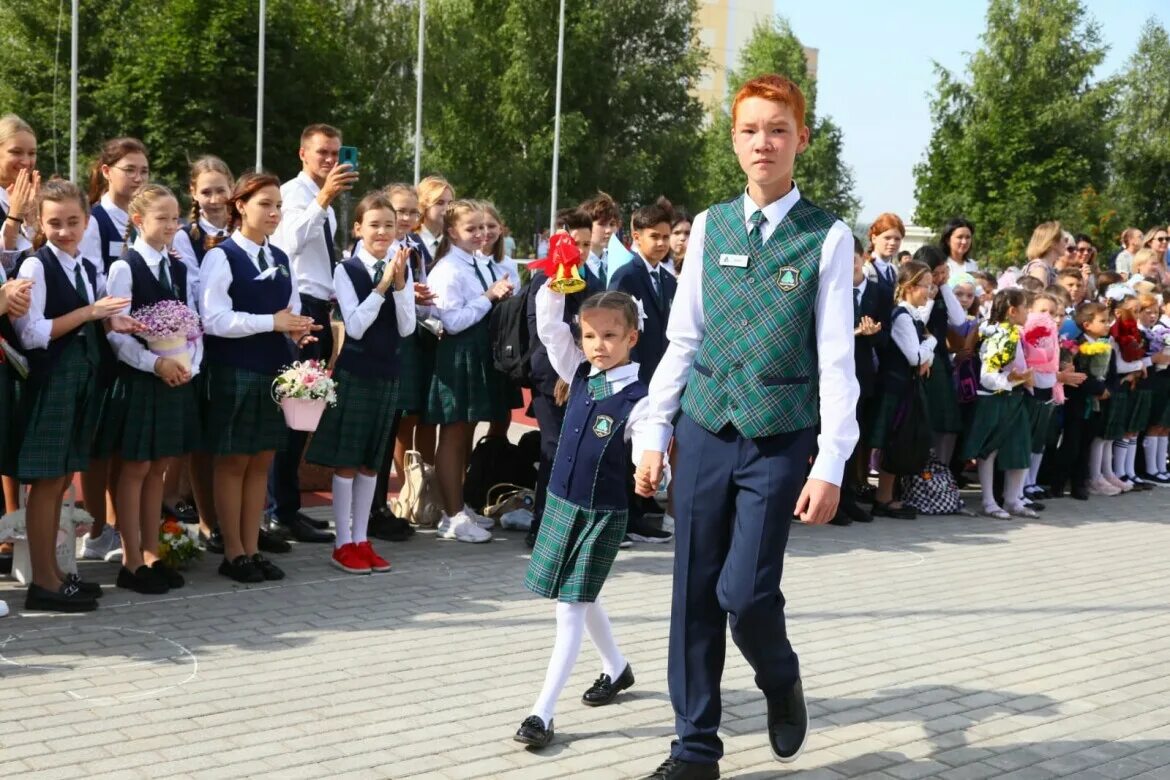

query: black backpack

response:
[489,283,535,388]
[463,434,539,513]
[880,374,932,476]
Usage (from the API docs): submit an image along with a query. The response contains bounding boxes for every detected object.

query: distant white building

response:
[902,225,935,256]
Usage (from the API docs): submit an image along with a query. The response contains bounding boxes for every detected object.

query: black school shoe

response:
[252,554,285,581]
[151,561,185,589]
[872,501,916,519]
[767,678,809,763]
[514,715,554,748]
[199,528,225,554]
[26,581,97,613]
[370,509,413,542]
[64,572,104,598]
[644,757,720,779]
[582,664,635,706]
[219,555,264,583]
[116,565,170,595]
[258,525,292,554]
[842,501,873,523]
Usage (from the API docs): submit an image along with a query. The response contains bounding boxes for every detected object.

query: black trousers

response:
[528,390,565,536]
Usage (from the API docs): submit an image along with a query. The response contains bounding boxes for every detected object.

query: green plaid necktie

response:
[373,260,386,286]
[748,209,766,259]
[587,372,608,400]
[257,247,269,271]
[158,259,173,294]
[73,263,90,304]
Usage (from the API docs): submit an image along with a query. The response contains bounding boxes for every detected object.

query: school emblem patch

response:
[592,415,615,438]
[777,266,800,292]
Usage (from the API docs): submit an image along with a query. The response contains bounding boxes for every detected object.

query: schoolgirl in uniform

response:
[1139,294,1170,483]
[15,180,135,611]
[306,192,415,573]
[1018,291,1063,505]
[425,200,513,543]
[959,288,1036,519]
[514,286,646,749]
[415,176,454,267]
[665,207,692,277]
[1104,290,1155,490]
[480,200,524,438]
[96,184,201,594]
[200,172,318,583]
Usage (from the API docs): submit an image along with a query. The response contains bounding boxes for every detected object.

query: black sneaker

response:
[767,678,809,763]
[219,555,263,583]
[116,565,169,595]
[370,510,412,542]
[643,757,720,779]
[25,581,97,613]
[513,715,554,748]
[199,528,225,554]
[626,519,673,544]
[582,664,635,706]
[252,554,285,581]
[64,572,104,598]
[150,561,185,589]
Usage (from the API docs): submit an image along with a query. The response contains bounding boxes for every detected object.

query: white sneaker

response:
[463,505,495,530]
[437,512,492,543]
[500,508,533,531]
[82,526,122,561]
[0,599,8,618]
[1089,479,1121,496]
[437,513,453,534]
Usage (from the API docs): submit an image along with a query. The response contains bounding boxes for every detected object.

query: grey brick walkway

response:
[2,489,1169,779]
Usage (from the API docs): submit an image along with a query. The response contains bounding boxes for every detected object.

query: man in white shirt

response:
[268,123,358,544]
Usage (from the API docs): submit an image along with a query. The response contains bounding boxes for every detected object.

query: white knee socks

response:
[584,598,626,680]
[1158,436,1169,476]
[1143,436,1160,476]
[1100,440,1116,480]
[532,602,588,725]
[1088,438,1106,482]
[1125,436,1139,479]
[1027,452,1043,488]
[351,473,377,544]
[1003,469,1026,511]
[978,455,999,512]
[332,475,354,548]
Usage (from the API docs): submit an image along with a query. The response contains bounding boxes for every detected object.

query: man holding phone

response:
[269,123,359,543]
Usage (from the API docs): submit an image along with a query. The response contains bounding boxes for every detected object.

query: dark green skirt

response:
[16,340,99,481]
[959,391,1031,470]
[1128,388,1153,434]
[1152,371,1170,428]
[1102,384,1136,440]
[203,363,286,456]
[395,328,437,414]
[93,368,200,462]
[0,362,19,476]
[866,384,927,451]
[1024,393,1057,455]
[424,320,510,425]
[923,363,962,433]
[305,368,399,470]
[525,492,627,603]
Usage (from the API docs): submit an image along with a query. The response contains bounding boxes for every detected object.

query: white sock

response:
[932,433,957,465]
[1112,440,1128,479]
[1088,439,1105,482]
[1027,452,1043,487]
[584,598,626,680]
[332,475,354,548]
[1125,436,1139,479]
[1004,469,1026,510]
[1142,436,1158,475]
[532,602,587,725]
[978,456,999,512]
[1158,436,1169,475]
[351,473,377,544]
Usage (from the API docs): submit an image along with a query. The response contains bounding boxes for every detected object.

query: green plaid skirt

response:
[203,363,286,455]
[424,321,510,425]
[93,367,200,462]
[16,340,98,481]
[1023,393,1057,455]
[923,363,962,433]
[1102,384,1140,440]
[1128,388,1153,434]
[395,328,437,413]
[525,492,627,603]
[0,362,19,476]
[305,369,399,470]
[959,391,1031,470]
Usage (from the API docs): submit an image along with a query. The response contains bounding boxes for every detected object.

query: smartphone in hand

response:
[339,145,360,171]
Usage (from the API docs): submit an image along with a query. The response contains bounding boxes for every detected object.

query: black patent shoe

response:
[151,561,185,589]
[199,528,225,554]
[258,527,292,554]
[64,572,104,598]
[644,757,720,780]
[25,581,97,613]
[582,664,635,706]
[767,678,809,763]
[219,555,263,583]
[513,715,554,748]
[252,554,285,581]
[116,565,169,595]
[828,512,852,526]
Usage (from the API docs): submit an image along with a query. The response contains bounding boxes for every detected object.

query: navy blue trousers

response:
[669,414,815,764]
[528,390,566,535]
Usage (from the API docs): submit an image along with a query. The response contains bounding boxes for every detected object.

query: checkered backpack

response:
[900,457,964,515]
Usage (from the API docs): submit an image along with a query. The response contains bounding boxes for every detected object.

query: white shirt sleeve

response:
[105,260,159,374]
[334,264,381,340]
[892,310,936,366]
[937,283,968,327]
[394,269,417,338]
[79,217,102,266]
[199,247,276,337]
[535,285,585,383]
[14,257,52,349]
[430,261,492,335]
[272,183,328,258]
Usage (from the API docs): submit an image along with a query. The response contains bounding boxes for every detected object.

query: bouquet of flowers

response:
[158,519,201,569]
[1023,312,1062,403]
[1079,340,1112,381]
[980,322,1020,373]
[1110,311,1146,363]
[1059,336,1080,365]
[272,359,338,405]
[1149,323,1170,357]
[131,299,203,370]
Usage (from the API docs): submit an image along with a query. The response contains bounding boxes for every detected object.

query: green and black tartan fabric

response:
[525,491,628,603]
[306,368,399,470]
[94,367,200,461]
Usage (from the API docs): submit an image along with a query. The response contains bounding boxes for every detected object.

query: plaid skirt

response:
[305,369,399,470]
[923,363,962,433]
[1102,384,1137,440]
[959,391,1031,470]
[93,367,200,462]
[203,363,286,455]
[424,321,510,425]
[525,492,627,603]
[16,340,98,480]
[1128,388,1153,434]
[1023,393,1057,455]
[0,362,19,476]
[395,329,437,414]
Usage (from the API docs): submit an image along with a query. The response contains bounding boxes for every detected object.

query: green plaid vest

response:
[680,194,836,437]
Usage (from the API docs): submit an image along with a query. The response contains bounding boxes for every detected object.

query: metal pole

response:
[69,0,78,182]
[256,0,266,170]
[413,0,426,185]
[548,0,566,233]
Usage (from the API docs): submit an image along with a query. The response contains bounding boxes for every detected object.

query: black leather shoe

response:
[513,715,554,748]
[370,510,413,542]
[252,554,285,581]
[258,527,292,554]
[525,530,538,548]
[64,572,104,598]
[767,678,809,763]
[853,483,876,503]
[219,555,263,583]
[843,502,873,523]
[151,561,185,589]
[277,514,335,543]
[199,528,225,554]
[828,513,852,526]
[644,757,719,779]
[1025,500,1045,512]
[872,501,916,519]
[26,581,98,612]
[116,565,169,595]
[1070,485,1090,501]
[582,664,635,706]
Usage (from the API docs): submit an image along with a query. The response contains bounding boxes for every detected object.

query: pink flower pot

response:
[280,398,326,432]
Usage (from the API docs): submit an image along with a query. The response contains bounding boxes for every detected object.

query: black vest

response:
[24,245,103,379]
[91,203,125,273]
[333,257,402,379]
[880,307,927,393]
[202,239,294,376]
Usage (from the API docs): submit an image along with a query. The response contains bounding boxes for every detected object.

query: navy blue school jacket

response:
[855,280,891,399]
[607,257,676,385]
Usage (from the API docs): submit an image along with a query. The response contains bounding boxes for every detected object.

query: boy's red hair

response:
[731,74,807,131]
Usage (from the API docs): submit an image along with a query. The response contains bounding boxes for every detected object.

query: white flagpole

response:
[256,0,266,170]
[413,0,426,185]
[69,0,79,182]
[548,0,566,233]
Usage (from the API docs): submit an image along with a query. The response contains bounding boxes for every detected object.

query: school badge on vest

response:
[777,266,800,292]
[592,415,615,438]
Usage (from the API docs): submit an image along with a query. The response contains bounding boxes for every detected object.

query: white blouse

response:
[333,246,417,340]
[199,230,301,338]
[427,245,497,335]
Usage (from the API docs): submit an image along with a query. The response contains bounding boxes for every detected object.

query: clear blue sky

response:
[774,0,1166,224]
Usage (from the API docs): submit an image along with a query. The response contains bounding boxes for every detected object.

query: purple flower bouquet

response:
[130,300,202,370]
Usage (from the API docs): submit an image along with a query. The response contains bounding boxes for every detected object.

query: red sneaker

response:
[331,543,371,574]
[356,541,391,573]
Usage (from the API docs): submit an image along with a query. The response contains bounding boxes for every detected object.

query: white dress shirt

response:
[79,194,129,263]
[634,183,859,486]
[271,171,336,301]
[427,245,495,335]
[922,281,968,328]
[661,257,678,277]
[172,215,229,270]
[947,257,979,276]
[418,226,441,261]
[476,252,521,290]
[586,248,608,282]
[16,242,103,350]
[892,302,937,367]
[536,285,650,448]
[106,237,203,375]
[199,230,301,338]
[1112,335,1149,374]
[334,246,417,340]
[0,186,34,267]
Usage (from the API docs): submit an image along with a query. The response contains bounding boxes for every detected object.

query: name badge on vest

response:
[718,253,749,269]
[777,266,801,292]
[592,414,615,438]
[108,241,125,258]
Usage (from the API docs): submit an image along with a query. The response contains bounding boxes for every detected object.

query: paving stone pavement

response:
[2,487,1169,779]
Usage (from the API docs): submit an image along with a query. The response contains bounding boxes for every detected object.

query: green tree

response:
[1106,18,1170,230]
[913,0,1111,267]
[690,17,860,221]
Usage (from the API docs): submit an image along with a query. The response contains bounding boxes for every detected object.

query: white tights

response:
[531,598,626,725]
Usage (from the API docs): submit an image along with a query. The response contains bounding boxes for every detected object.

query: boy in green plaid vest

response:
[633,75,860,780]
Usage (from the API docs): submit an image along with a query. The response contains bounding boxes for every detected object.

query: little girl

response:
[959,288,1036,519]
[868,262,935,519]
[97,184,201,594]
[15,180,134,611]
[1019,292,1063,505]
[200,172,317,583]
[424,200,513,543]
[305,192,415,574]
[1139,295,1170,483]
[1103,290,1153,491]
[514,284,646,749]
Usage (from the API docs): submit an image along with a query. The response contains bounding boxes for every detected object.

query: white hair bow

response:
[632,297,647,332]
